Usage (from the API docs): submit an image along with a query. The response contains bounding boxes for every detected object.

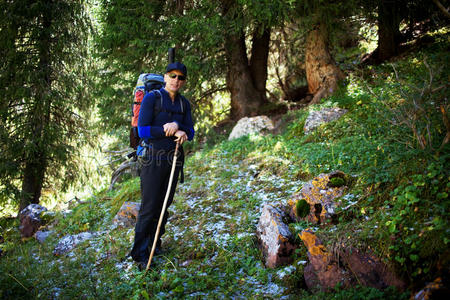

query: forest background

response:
[0,0,449,298]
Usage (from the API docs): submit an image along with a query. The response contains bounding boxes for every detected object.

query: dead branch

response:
[66,196,87,206]
[432,84,449,93]
[101,157,125,166]
[109,159,139,190]
[196,86,228,104]
[103,149,133,155]
[432,0,450,18]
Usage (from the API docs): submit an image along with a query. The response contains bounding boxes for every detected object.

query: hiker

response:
[130,62,194,269]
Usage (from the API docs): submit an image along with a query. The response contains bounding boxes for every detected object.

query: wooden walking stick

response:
[145,141,180,272]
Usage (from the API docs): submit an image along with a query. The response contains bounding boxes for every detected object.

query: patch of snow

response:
[277,265,296,279]
[115,260,134,280]
[213,233,231,248]
[236,232,253,239]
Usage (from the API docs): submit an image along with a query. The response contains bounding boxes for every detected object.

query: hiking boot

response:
[136,258,149,271]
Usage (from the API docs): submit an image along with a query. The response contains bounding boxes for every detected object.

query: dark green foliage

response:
[0,0,93,209]
[94,0,301,141]
[94,0,168,132]
[94,0,227,135]
[375,159,449,281]
[296,199,310,218]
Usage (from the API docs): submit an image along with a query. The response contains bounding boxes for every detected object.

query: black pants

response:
[130,157,181,262]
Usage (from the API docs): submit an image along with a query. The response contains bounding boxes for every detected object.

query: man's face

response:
[164,70,186,94]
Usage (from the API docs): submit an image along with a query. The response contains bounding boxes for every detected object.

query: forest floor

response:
[0,31,448,299]
[0,139,409,299]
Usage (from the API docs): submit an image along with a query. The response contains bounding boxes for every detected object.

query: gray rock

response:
[35,230,53,244]
[19,204,48,238]
[256,205,297,268]
[228,116,274,140]
[304,107,348,134]
[53,232,93,256]
[112,201,141,228]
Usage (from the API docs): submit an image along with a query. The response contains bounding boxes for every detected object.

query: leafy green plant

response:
[376,159,449,280]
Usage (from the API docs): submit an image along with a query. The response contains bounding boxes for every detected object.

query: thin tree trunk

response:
[19,1,52,212]
[305,22,344,104]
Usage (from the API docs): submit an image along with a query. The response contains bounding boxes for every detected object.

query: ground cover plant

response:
[0,33,448,299]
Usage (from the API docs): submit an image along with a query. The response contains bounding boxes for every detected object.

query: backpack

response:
[129,73,187,149]
[129,73,164,149]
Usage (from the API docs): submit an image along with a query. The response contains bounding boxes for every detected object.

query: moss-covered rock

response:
[288,171,348,224]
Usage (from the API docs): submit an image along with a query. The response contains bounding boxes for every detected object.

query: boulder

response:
[35,230,54,244]
[256,204,297,268]
[288,171,347,224]
[414,278,450,300]
[300,229,352,291]
[300,229,406,292]
[340,247,406,291]
[53,232,93,256]
[19,204,48,238]
[228,116,274,140]
[304,107,347,134]
[112,201,141,228]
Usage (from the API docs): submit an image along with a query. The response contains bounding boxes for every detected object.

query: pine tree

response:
[0,0,93,212]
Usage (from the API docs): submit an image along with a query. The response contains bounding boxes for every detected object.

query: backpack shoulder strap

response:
[179,95,190,115]
[153,89,163,117]
[179,95,184,113]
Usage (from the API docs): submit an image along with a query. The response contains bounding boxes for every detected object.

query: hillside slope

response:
[0,33,448,299]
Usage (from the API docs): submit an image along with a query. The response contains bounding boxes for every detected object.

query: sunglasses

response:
[167,73,186,81]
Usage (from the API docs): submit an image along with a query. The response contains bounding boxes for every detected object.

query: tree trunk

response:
[305,23,344,104]
[19,2,52,212]
[221,0,269,120]
[249,27,270,104]
[225,32,263,119]
[377,0,402,62]
[20,160,47,211]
